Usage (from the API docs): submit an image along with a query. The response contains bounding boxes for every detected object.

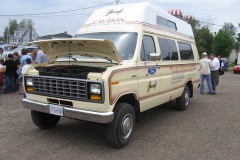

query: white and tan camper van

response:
[22,2,200,148]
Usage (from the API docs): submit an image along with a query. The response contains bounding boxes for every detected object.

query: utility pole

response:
[7,18,10,44]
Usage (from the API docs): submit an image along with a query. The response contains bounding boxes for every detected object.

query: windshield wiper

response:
[70,57,77,61]
[65,56,77,61]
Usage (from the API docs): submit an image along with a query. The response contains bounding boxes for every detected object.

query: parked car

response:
[219,59,229,75]
[221,59,229,71]
[233,64,240,74]
[0,44,16,50]
[3,46,38,57]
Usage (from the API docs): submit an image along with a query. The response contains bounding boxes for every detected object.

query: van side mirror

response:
[150,53,161,61]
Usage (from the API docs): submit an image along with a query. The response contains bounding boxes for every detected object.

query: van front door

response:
[137,35,162,112]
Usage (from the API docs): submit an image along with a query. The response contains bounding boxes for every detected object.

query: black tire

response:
[234,72,237,74]
[31,110,60,129]
[176,85,190,111]
[106,103,135,148]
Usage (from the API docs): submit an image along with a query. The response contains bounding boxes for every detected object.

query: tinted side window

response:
[158,38,178,61]
[178,43,194,60]
[158,38,170,60]
[140,36,156,61]
[167,40,178,60]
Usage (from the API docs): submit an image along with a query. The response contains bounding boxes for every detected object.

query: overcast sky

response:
[0,0,239,37]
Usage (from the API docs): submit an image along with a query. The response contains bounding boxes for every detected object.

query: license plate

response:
[50,104,63,116]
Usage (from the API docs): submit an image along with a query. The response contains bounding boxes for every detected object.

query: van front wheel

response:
[106,103,135,148]
[31,110,60,129]
[176,86,190,111]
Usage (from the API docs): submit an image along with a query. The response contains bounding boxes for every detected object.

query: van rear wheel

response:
[106,103,135,148]
[176,85,190,111]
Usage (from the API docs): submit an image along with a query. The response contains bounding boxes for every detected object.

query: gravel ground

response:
[0,71,239,160]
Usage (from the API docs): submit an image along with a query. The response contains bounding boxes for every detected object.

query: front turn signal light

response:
[90,94,101,101]
[26,86,34,92]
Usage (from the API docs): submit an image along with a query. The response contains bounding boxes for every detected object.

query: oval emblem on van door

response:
[148,67,156,75]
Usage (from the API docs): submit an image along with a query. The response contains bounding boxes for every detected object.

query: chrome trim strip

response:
[22,98,114,124]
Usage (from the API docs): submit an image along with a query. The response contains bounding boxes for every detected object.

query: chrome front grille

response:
[32,77,86,99]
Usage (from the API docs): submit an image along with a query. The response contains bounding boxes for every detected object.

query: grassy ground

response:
[228,62,236,68]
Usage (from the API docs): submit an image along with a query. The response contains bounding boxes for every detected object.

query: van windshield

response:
[74,32,138,60]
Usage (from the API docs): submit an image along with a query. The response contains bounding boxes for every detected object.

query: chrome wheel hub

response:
[185,90,190,106]
[121,113,133,140]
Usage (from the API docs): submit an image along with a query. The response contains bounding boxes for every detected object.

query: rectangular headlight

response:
[26,77,33,86]
[90,83,101,94]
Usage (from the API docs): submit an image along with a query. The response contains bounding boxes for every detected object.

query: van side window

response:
[178,42,194,60]
[156,16,167,26]
[140,35,156,61]
[167,21,177,30]
[158,38,178,61]
[156,16,177,30]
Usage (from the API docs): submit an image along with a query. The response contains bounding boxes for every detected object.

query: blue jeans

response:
[4,75,15,93]
[200,74,215,94]
[15,78,20,91]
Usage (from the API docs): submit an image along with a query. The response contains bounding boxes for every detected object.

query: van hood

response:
[30,38,122,63]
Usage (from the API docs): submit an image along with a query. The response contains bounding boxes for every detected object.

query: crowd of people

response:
[0,46,49,94]
[199,52,223,95]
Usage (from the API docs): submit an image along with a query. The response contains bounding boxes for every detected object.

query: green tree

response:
[188,19,213,56]
[212,29,234,57]
[236,33,240,50]
[0,36,5,42]
[221,22,237,40]
[188,19,200,30]
[18,19,35,28]
[3,19,18,42]
[194,27,213,55]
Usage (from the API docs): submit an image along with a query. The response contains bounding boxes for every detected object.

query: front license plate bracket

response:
[50,104,63,116]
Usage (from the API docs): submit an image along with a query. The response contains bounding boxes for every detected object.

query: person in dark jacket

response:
[13,52,21,91]
[2,54,18,93]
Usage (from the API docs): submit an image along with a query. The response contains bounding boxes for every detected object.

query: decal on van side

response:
[169,64,195,73]
[171,74,184,84]
[147,81,157,92]
[148,67,156,75]
[91,18,126,26]
[106,9,124,16]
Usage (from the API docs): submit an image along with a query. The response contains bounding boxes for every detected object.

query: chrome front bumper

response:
[22,98,114,124]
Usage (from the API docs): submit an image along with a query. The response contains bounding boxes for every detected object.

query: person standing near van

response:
[13,52,21,91]
[199,52,215,95]
[217,55,224,85]
[2,54,17,93]
[19,48,32,94]
[0,59,5,88]
[210,53,220,92]
[0,47,5,61]
[20,48,32,66]
[34,47,49,64]
[20,58,32,97]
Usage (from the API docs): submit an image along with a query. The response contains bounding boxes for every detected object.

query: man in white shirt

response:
[210,53,220,92]
[199,52,215,95]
